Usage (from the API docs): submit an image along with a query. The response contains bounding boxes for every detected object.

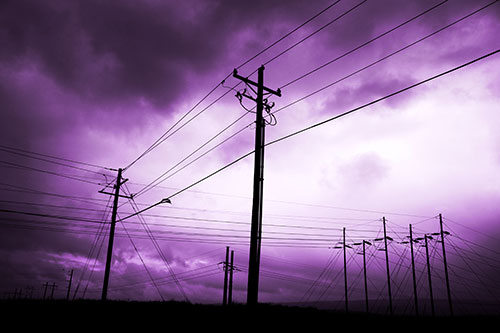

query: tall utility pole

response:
[228,250,234,305]
[233,66,281,305]
[424,234,435,317]
[382,217,393,315]
[66,269,74,301]
[343,227,348,313]
[223,246,230,306]
[439,214,453,316]
[409,224,419,316]
[101,168,130,301]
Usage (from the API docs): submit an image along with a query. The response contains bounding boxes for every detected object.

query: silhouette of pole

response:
[102,168,123,301]
[233,66,281,305]
[66,269,73,301]
[43,282,49,300]
[50,283,57,299]
[424,234,435,317]
[439,214,453,316]
[229,250,234,305]
[363,240,370,313]
[383,217,393,315]
[223,246,230,306]
[409,224,419,316]
[343,227,348,313]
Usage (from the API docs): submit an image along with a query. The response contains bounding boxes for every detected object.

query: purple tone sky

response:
[1,0,500,313]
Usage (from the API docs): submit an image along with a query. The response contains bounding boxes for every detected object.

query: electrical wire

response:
[272,0,500,115]
[279,0,449,89]
[123,48,500,222]
[262,0,368,67]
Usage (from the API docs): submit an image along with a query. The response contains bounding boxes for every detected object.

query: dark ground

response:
[0,299,496,330]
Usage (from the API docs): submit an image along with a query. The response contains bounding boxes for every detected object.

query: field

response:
[0,299,497,330]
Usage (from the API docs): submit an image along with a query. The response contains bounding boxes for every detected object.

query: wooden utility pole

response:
[223,246,230,306]
[229,250,234,305]
[101,168,130,301]
[43,282,49,300]
[66,269,74,301]
[409,224,419,316]
[362,240,371,313]
[439,214,453,316]
[343,227,348,313]
[424,234,435,317]
[233,66,281,305]
[382,217,393,315]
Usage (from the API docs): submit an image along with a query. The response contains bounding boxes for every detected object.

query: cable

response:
[235,0,341,70]
[273,0,500,115]
[0,144,113,172]
[279,0,449,89]
[119,214,166,301]
[124,187,191,303]
[123,0,345,172]
[0,160,102,185]
[125,48,500,220]
[266,48,500,146]
[263,0,368,67]
[123,72,233,172]
[132,112,251,199]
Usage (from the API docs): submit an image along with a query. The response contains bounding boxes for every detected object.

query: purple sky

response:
[1,0,500,314]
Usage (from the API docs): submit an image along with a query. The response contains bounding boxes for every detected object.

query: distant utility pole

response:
[382,217,393,315]
[424,234,435,317]
[223,246,230,306]
[233,66,281,305]
[66,269,74,301]
[343,227,348,313]
[50,283,57,300]
[228,250,234,305]
[409,224,419,316]
[362,240,371,313]
[100,168,131,301]
[439,214,453,316]
[43,282,49,300]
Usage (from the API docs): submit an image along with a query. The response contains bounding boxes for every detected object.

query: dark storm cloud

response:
[0,0,327,111]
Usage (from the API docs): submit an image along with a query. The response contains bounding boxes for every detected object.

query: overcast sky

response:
[1,0,500,313]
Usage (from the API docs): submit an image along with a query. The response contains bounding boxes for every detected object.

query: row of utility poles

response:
[94,66,454,317]
[338,214,453,316]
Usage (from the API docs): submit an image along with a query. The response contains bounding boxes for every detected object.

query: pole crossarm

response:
[233,67,282,97]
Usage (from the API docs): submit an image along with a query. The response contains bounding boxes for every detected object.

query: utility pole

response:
[100,168,130,301]
[50,283,57,300]
[229,250,234,305]
[409,224,419,316]
[43,282,49,300]
[439,213,453,316]
[66,269,74,301]
[424,234,435,317]
[382,217,393,315]
[233,66,281,305]
[223,246,230,306]
[362,240,371,313]
[343,227,348,313]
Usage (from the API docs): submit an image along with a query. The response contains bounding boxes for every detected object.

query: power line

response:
[124,48,500,221]
[123,0,346,172]
[279,0,449,89]
[235,0,341,70]
[132,112,252,199]
[0,160,102,185]
[273,0,499,114]
[263,0,368,67]
[0,144,114,172]
[265,48,500,146]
